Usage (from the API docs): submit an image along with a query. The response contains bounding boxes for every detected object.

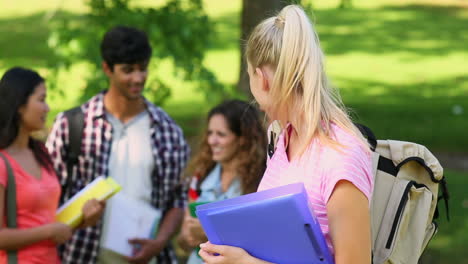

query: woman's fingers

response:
[200,242,224,255]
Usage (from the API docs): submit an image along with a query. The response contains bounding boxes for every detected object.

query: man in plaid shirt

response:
[46,26,190,264]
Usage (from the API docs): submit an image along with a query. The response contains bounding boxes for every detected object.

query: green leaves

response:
[48,0,226,104]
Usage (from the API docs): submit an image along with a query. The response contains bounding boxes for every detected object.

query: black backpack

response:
[63,106,85,190]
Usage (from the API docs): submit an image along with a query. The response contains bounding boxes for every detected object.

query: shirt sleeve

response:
[321,143,373,205]
[168,132,191,209]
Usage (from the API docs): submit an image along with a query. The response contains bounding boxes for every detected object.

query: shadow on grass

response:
[316,4,468,56]
[336,75,468,152]
[1,3,467,65]
[161,74,468,152]
[2,4,467,67]
[4,3,468,153]
[419,170,468,264]
[211,4,468,55]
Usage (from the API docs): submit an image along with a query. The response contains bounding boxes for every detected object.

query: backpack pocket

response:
[373,179,433,264]
[421,221,438,254]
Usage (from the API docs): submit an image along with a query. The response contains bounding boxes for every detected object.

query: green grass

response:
[1,0,467,151]
[313,4,468,152]
[1,1,467,263]
[421,170,468,264]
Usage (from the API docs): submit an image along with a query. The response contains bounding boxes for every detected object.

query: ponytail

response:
[246,5,369,154]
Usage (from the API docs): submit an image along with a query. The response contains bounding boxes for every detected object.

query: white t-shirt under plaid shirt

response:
[258,123,373,255]
[46,91,190,264]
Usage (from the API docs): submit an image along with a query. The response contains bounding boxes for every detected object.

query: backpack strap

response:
[441,177,450,221]
[354,123,377,151]
[267,121,282,158]
[267,130,276,158]
[436,176,450,221]
[63,107,84,191]
[0,153,18,264]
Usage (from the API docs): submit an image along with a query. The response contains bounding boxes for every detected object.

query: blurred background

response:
[0,0,466,263]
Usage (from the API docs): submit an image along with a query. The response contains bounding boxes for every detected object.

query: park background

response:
[0,0,467,263]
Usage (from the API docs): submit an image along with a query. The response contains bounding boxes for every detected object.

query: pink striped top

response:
[258,123,373,254]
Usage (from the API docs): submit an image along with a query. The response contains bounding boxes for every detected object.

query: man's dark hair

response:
[100,25,152,70]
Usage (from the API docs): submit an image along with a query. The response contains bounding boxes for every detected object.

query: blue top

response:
[187,163,242,264]
[196,163,242,203]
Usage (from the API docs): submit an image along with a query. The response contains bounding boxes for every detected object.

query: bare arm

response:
[327,180,371,264]
[0,186,72,250]
[155,207,184,246]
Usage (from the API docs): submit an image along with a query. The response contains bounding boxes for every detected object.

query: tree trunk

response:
[238,0,299,97]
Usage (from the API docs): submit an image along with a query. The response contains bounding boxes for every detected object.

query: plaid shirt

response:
[46,92,190,264]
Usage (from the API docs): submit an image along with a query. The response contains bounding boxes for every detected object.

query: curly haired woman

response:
[177,99,267,264]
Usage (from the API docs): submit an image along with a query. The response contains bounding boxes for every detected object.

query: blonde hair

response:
[246,5,368,153]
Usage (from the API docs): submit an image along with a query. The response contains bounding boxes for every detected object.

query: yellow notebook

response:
[56,176,122,228]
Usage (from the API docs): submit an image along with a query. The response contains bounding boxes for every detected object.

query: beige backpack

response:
[267,122,450,264]
[365,135,449,264]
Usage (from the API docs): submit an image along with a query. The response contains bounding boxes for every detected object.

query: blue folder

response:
[196,183,334,264]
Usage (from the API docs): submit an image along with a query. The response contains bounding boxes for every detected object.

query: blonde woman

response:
[199,5,373,264]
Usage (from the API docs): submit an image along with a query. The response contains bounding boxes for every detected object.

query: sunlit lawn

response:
[0,1,467,262]
[1,0,467,150]
[421,170,468,264]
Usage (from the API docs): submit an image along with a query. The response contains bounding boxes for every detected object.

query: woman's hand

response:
[126,237,165,264]
[47,222,73,244]
[81,199,106,228]
[187,217,206,242]
[178,211,207,251]
[199,242,263,264]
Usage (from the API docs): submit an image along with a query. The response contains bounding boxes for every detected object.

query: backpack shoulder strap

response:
[0,152,18,264]
[354,123,377,151]
[63,107,84,188]
[267,120,282,158]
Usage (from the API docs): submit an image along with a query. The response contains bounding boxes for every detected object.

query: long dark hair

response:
[187,100,267,194]
[0,67,53,171]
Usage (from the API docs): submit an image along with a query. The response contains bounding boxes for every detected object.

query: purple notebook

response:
[196,183,334,264]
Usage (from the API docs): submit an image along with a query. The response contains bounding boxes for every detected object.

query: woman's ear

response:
[255,67,270,92]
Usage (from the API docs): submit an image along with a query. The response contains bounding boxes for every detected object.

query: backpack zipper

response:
[385,181,414,249]
[385,181,431,249]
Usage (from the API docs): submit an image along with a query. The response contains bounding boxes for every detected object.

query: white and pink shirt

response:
[258,123,373,253]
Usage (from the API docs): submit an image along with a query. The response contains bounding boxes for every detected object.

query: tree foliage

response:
[48,0,226,105]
